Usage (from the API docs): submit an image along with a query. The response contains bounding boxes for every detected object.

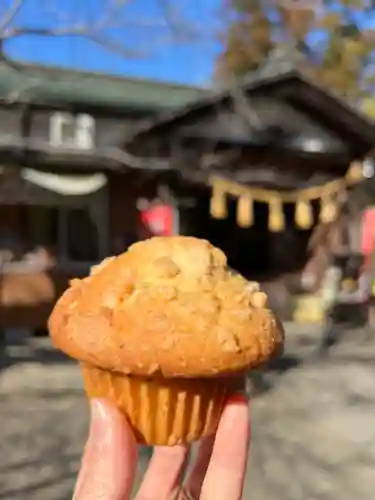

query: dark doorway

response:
[179,188,315,284]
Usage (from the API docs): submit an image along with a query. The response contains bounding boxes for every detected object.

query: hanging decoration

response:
[210,181,227,219]
[319,193,338,224]
[209,160,364,232]
[295,198,314,229]
[268,197,285,232]
[237,194,253,227]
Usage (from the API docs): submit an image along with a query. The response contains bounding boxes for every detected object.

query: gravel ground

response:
[1,328,375,500]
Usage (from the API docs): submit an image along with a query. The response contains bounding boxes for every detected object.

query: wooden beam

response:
[0,138,172,173]
[177,165,346,191]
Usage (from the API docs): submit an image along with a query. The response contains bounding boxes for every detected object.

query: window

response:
[66,208,99,262]
[26,206,100,264]
[49,112,95,149]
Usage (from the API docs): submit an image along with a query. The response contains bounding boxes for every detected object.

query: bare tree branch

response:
[156,0,202,43]
[86,33,147,59]
[93,0,132,31]
[0,0,24,33]
[0,0,203,60]
[3,1,165,57]
[2,25,87,39]
[2,25,146,59]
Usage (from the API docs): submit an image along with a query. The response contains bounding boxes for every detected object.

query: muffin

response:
[48,236,284,445]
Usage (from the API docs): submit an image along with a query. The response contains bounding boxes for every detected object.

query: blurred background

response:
[1,0,375,498]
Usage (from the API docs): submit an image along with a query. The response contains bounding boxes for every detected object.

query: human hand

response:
[74,394,250,500]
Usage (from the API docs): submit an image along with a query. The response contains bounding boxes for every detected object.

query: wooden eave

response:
[125,70,375,154]
[0,139,172,174]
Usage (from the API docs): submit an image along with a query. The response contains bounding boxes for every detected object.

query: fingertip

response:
[226,392,249,406]
[90,398,126,422]
[220,392,250,437]
[90,399,133,429]
[200,392,250,499]
[74,399,137,500]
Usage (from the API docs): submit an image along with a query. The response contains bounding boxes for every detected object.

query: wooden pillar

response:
[58,207,68,262]
[89,188,109,259]
[108,173,142,253]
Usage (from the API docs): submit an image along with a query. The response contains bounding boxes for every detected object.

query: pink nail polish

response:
[226,392,248,405]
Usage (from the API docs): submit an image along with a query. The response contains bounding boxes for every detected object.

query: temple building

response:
[0,53,374,329]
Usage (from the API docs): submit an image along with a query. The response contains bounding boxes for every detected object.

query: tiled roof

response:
[0,58,208,111]
[127,61,375,148]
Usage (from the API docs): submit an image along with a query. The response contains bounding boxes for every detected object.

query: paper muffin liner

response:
[81,364,242,446]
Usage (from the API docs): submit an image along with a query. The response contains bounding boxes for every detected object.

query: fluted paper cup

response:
[81,364,242,445]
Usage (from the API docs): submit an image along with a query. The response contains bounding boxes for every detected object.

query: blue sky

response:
[4,0,221,86]
[2,0,375,87]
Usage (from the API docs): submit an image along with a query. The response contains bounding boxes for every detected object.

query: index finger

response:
[200,394,250,500]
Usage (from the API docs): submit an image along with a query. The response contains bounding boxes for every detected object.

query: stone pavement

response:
[1,326,375,499]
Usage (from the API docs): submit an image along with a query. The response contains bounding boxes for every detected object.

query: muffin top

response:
[48,236,284,378]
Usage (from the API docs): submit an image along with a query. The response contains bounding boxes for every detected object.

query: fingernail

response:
[85,399,111,456]
[85,400,110,453]
[226,392,248,405]
[221,393,250,436]
[73,400,105,499]
[90,399,104,432]
[73,400,111,499]
[89,399,110,439]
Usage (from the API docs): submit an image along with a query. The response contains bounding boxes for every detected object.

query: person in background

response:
[365,238,375,337]
[0,224,25,262]
[317,252,371,355]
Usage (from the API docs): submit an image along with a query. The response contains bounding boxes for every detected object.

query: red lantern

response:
[140,204,176,236]
[361,207,375,267]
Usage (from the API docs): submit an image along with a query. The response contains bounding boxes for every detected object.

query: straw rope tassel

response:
[237,194,253,227]
[346,161,363,184]
[210,182,227,219]
[319,193,338,224]
[295,199,314,229]
[268,197,285,232]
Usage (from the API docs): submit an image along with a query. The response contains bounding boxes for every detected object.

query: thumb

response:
[73,399,138,500]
